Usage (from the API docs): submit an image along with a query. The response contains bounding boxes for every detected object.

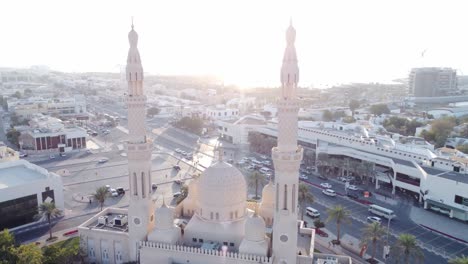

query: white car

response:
[320,182,332,188]
[299,174,308,180]
[98,158,109,163]
[322,189,337,197]
[347,185,359,191]
[110,190,119,197]
[367,216,382,224]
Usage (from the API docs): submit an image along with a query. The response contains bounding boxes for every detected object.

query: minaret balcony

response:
[271,146,303,161]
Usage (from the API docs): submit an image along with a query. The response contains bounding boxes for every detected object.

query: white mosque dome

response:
[260,181,274,207]
[155,203,174,230]
[244,214,266,242]
[198,160,246,222]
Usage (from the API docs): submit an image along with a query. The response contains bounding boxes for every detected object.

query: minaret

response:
[125,21,155,261]
[272,20,302,264]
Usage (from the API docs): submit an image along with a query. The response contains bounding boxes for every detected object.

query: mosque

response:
[78,21,350,264]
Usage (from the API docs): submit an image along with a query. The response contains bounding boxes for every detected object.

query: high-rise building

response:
[408,67,457,97]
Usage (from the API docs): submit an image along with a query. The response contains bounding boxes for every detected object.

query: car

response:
[315,228,329,237]
[19,153,28,158]
[299,174,308,180]
[59,153,66,157]
[105,185,111,190]
[347,185,359,191]
[173,191,182,198]
[306,207,320,218]
[175,148,181,153]
[116,187,125,195]
[318,175,328,180]
[98,158,109,163]
[260,155,267,160]
[175,179,182,184]
[173,165,181,170]
[347,191,359,199]
[152,183,158,190]
[367,216,382,224]
[320,182,332,188]
[322,189,337,197]
[49,155,55,159]
[86,149,93,154]
[110,189,119,197]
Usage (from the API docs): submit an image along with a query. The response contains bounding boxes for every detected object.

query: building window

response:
[192,238,197,242]
[223,242,228,246]
[229,242,234,247]
[199,239,204,243]
[216,212,219,220]
[454,195,468,206]
[210,212,213,220]
[133,173,138,196]
[283,184,288,210]
[292,184,296,213]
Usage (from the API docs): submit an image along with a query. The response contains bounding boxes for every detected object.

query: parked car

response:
[19,153,28,158]
[59,153,66,157]
[173,191,181,197]
[110,188,119,197]
[315,228,329,237]
[347,185,359,191]
[320,182,332,189]
[49,155,55,159]
[98,158,108,163]
[116,187,125,195]
[367,216,382,224]
[347,191,359,199]
[299,174,308,180]
[322,189,337,197]
[173,165,181,170]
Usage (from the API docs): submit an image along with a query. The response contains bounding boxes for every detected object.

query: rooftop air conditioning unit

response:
[113,215,128,226]
[98,216,108,225]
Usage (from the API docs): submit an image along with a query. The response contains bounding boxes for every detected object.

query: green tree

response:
[313,219,325,230]
[42,237,81,264]
[449,255,468,264]
[359,222,386,261]
[390,233,424,264]
[10,243,43,264]
[322,110,333,121]
[369,104,390,116]
[12,91,22,99]
[93,186,110,211]
[174,117,204,135]
[349,99,360,117]
[176,184,189,205]
[248,172,267,200]
[430,117,456,147]
[6,129,20,147]
[298,183,314,220]
[36,202,63,240]
[326,205,351,244]
[0,229,16,263]
[147,107,160,117]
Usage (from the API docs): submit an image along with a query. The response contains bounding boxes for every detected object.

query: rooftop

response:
[421,166,468,184]
[82,210,129,233]
[0,161,50,189]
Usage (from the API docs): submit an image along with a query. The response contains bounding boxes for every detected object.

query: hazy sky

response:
[2,0,468,87]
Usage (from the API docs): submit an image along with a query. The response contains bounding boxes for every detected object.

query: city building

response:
[0,141,19,162]
[78,22,351,264]
[253,121,468,221]
[8,95,87,120]
[0,159,64,230]
[217,114,268,145]
[427,106,468,119]
[18,114,87,154]
[408,67,457,97]
[205,105,239,121]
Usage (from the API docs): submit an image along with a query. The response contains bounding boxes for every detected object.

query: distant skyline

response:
[2,0,468,88]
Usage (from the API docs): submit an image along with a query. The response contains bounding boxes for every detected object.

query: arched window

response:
[230,212,233,219]
[141,172,145,198]
[133,173,138,196]
[216,212,219,220]
[292,184,296,213]
[283,184,288,210]
[210,212,213,220]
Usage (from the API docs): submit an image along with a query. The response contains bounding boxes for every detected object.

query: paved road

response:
[299,174,468,263]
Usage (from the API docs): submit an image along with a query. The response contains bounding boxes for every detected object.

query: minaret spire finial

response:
[131,16,134,29]
[290,17,293,26]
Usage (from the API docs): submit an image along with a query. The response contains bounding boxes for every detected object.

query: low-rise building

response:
[8,95,87,120]
[0,159,64,230]
[19,114,87,154]
[217,115,268,145]
[0,142,19,162]
[205,105,239,121]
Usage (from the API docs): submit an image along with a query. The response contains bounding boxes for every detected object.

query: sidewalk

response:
[410,206,468,243]
[30,227,80,248]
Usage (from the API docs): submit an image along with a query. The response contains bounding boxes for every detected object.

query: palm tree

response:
[36,202,63,240]
[359,222,386,261]
[326,205,351,244]
[298,183,314,220]
[93,186,110,211]
[248,172,267,200]
[449,255,468,264]
[390,233,424,264]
